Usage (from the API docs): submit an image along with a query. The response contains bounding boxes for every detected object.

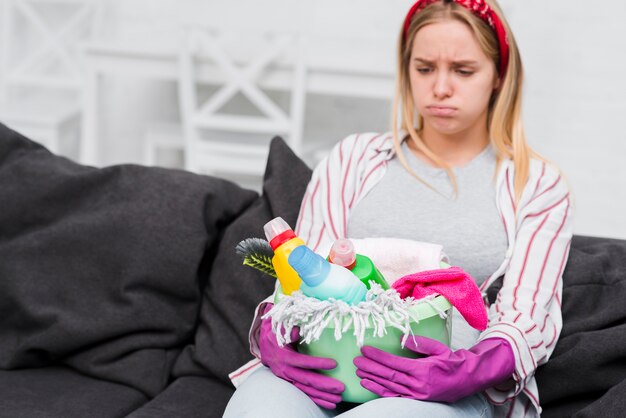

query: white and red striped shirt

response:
[230,132,573,418]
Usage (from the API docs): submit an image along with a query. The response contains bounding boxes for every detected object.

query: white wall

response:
[507,1,626,239]
[2,0,625,239]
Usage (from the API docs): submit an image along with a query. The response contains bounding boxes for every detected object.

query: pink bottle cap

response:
[329,238,356,269]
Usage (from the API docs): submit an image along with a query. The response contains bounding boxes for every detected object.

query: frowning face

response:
[409,19,499,138]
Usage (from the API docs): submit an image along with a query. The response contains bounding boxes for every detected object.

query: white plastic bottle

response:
[288,245,367,305]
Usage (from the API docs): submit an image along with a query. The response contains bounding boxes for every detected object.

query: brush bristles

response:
[236,238,277,278]
[236,238,273,258]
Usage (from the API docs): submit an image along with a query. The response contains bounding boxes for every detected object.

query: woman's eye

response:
[416,67,432,74]
[457,69,474,76]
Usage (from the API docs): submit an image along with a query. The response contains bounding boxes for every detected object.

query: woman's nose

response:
[433,71,453,99]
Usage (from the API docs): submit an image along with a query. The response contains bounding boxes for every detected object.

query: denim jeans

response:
[223,367,493,418]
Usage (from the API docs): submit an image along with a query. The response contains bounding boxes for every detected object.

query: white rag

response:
[264,284,449,348]
[350,237,449,285]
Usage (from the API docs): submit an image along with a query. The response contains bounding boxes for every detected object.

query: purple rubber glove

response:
[258,306,345,409]
[354,336,515,403]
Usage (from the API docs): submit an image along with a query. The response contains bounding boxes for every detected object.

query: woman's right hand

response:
[258,310,345,409]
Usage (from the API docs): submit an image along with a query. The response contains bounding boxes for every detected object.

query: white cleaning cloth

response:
[264,284,448,348]
[351,237,448,285]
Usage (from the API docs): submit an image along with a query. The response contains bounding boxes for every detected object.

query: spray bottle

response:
[288,245,367,305]
[264,217,305,295]
[328,239,389,290]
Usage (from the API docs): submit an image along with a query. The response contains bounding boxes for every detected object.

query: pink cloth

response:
[392,267,488,331]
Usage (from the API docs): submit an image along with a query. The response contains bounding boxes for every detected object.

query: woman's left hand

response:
[353,336,515,403]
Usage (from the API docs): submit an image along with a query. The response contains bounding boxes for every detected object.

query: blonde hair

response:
[392,0,542,204]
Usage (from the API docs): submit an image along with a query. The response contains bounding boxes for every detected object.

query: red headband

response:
[402,0,509,76]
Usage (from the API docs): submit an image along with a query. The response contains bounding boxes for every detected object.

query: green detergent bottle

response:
[328,239,389,290]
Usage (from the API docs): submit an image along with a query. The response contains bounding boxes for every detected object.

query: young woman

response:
[224,1,573,417]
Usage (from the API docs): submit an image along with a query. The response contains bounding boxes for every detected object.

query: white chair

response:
[144,26,307,187]
[0,0,102,157]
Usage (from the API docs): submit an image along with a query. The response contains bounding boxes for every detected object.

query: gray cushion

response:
[536,235,626,418]
[0,367,147,418]
[0,123,258,397]
[126,376,234,418]
[172,136,313,389]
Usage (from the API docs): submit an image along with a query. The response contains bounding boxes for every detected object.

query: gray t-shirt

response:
[347,141,507,287]
[347,141,508,349]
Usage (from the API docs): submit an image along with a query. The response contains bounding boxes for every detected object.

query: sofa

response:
[0,122,625,418]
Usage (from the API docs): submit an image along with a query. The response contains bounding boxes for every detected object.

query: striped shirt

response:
[230,132,574,418]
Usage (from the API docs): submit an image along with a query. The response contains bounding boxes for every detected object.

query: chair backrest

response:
[177,26,307,176]
[0,0,103,102]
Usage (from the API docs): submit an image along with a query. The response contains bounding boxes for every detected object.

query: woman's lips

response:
[426,106,457,117]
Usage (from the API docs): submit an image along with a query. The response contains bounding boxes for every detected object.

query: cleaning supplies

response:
[263,217,305,295]
[328,239,389,290]
[288,245,367,305]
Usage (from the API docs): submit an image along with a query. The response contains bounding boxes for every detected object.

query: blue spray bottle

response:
[288,245,367,305]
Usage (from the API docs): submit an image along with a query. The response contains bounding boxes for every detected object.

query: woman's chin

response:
[424,119,462,136]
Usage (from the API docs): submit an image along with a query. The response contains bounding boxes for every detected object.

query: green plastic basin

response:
[296,295,452,403]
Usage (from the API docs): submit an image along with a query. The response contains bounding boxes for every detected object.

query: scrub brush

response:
[235,237,277,278]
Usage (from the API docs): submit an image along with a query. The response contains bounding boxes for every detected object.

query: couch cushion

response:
[125,376,234,418]
[0,124,258,397]
[536,235,626,418]
[172,136,312,387]
[0,366,147,418]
